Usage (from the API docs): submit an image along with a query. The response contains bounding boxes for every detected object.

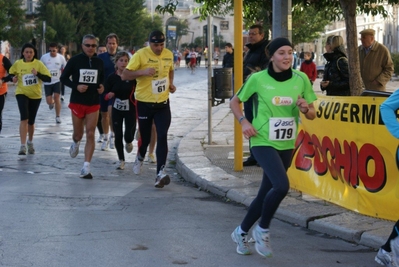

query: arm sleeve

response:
[60,60,77,90]
[380,90,399,139]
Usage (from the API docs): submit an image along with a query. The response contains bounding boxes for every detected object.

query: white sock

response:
[238,226,247,235]
[83,162,90,167]
[257,225,269,232]
[27,140,32,145]
[104,134,109,140]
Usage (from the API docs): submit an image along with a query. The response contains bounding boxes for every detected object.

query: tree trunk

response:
[340,0,364,96]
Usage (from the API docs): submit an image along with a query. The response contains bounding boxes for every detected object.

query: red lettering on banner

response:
[293,130,386,192]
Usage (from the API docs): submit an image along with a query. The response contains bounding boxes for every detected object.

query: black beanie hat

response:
[149,30,165,43]
[267,37,292,56]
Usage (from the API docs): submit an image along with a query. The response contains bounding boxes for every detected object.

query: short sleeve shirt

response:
[40,53,67,85]
[126,46,174,103]
[9,59,51,99]
[236,69,317,150]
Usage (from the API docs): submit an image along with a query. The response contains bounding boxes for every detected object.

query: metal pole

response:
[233,0,243,171]
[207,16,213,145]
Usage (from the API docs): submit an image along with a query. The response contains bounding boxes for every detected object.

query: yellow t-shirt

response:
[9,59,51,99]
[126,46,174,103]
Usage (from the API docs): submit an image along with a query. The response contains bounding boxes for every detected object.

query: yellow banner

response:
[288,95,399,221]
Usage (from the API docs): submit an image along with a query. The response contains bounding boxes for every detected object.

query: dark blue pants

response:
[241,146,292,231]
[136,100,171,174]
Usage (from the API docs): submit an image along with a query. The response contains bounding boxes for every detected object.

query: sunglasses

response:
[83,44,97,48]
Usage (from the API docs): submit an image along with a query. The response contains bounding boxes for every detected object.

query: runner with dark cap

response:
[121,30,176,188]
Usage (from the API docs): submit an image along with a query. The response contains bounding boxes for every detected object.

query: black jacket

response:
[222,51,234,69]
[243,39,269,80]
[60,52,104,105]
[322,46,350,96]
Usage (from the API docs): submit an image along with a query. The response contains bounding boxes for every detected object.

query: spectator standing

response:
[60,34,104,179]
[121,30,176,188]
[359,29,394,91]
[320,35,350,96]
[242,24,269,167]
[40,42,67,123]
[230,37,317,257]
[9,43,51,155]
[222,43,234,68]
[299,51,317,85]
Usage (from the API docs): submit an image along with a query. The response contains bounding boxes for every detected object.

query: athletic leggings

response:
[112,103,136,162]
[0,93,6,132]
[136,100,171,174]
[15,94,42,124]
[241,146,292,231]
[382,220,399,252]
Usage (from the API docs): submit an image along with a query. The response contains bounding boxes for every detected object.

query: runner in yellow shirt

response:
[121,30,176,188]
[9,43,51,155]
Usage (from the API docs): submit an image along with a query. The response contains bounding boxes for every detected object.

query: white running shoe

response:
[18,145,27,155]
[375,248,392,266]
[116,160,125,170]
[252,225,272,258]
[109,135,115,149]
[80,164,92,179]
[101,138,109,151]
[125,142,133,153]
[148,153,156,163]
[132,157,143,175]
[27,142,35,154]
[97,134,104,143]
[69,141,80,158]
[56,116,61,124]
[154,167,170,188]
[231,226,251,255]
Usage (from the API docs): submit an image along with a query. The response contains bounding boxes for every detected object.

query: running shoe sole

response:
[155,175,170,188]
[80,173,93,179]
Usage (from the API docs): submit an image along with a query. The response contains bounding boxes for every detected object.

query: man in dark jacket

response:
[222,43,234,68]
[242,25,269,166]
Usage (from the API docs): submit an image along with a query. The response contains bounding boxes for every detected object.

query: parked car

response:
[317,65,324,79]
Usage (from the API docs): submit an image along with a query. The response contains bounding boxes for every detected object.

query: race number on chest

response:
[22,74,38,86]
[269,117,296,141]
[79,69,98,84]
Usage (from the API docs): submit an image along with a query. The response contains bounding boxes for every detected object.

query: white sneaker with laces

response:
[56,116,61,124]
[132,157,143,175]
[375,248,392,266]
[80,164,92,179]
[101,138,109,151]
[252,225,272,258]
[231,226,251,255]
[109,134,115,149]
[155,167,170,188]
[18,145,27,155]
[69,141,80,158]
[97,134,104,143]
[125,142,133,153]
[116,160,125,170]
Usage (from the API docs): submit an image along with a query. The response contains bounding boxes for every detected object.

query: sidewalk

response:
[175,81,399,250]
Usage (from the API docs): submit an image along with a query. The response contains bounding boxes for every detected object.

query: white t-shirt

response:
[40,53,67,85]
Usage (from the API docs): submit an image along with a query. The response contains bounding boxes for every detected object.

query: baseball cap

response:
[149,30,165,43]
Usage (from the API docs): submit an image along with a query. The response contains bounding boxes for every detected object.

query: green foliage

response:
[0,0,27,46]
[291,4,331,45]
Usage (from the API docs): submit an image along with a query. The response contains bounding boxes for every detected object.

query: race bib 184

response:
[22,74,38,86]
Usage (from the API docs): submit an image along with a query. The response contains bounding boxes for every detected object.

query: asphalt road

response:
[0,65,379,267]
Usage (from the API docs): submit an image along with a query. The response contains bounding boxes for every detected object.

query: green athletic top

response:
[236,69,317,150]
